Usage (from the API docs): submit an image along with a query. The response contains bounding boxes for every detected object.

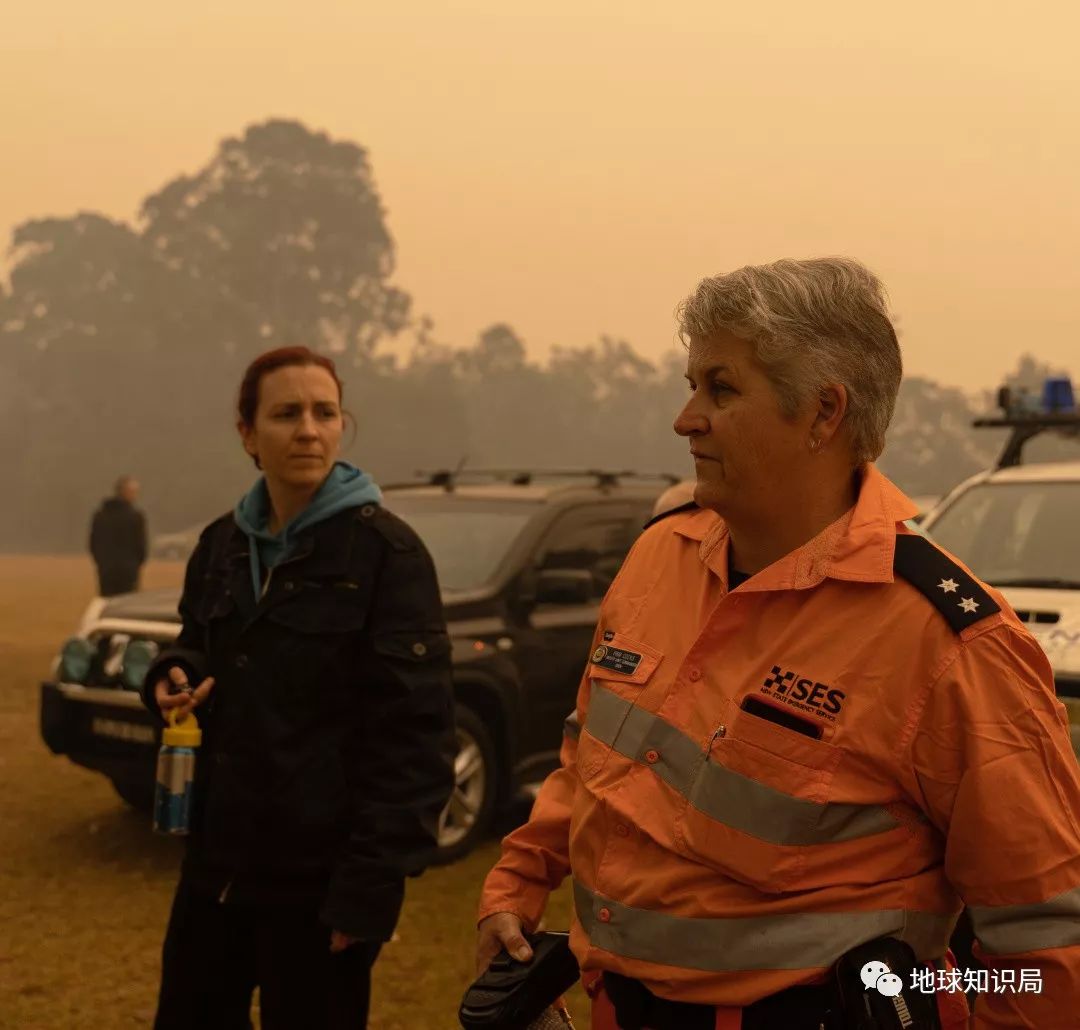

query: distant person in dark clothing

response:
[89,476,147,596]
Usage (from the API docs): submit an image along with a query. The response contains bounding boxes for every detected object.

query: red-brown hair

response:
[237,347,350,468]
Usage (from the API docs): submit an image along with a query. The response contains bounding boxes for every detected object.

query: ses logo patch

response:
[761,665,846,721]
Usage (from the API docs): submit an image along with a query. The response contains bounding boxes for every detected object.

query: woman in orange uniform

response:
[476,258,1080,1029]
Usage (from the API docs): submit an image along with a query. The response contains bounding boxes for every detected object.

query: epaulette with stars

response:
[893,533,1000,633]
[642,500,700,531]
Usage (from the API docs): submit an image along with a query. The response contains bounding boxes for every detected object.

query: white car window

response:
[926,481,1080,588]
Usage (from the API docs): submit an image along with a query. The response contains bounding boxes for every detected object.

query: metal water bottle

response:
[153,710,201,835]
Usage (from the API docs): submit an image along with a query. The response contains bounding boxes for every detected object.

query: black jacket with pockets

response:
[141,502,456,941]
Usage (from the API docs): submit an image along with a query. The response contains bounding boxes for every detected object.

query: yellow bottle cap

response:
[163,708,202,747]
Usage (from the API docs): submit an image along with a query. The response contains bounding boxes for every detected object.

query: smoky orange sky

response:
[4,0,1079,390]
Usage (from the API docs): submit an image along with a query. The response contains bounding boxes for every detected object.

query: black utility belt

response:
[458,933,945,1030]
[606,936,944,1030]
[604,972,834,1030]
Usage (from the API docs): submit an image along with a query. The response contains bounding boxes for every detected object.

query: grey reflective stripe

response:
[573,880,954,971]
[969,885,1080,955]
[584,685,899,846]
[564,710,581,740]
[584,684,636,746]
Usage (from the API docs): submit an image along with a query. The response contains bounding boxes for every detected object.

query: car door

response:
[511,502,651,774]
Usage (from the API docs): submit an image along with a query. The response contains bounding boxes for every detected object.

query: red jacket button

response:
[598,907,612,923]
[645,749,660,764]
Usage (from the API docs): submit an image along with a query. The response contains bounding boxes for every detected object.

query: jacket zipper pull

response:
[219,880,233,904]
[704,723,727,757]
[260,566,274,601]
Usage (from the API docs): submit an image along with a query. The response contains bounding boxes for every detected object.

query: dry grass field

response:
[0,556,586,1029]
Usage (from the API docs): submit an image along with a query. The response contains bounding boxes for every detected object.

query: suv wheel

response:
[436,705,497,864]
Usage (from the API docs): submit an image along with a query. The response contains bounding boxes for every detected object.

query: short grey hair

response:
[675,257,902,464]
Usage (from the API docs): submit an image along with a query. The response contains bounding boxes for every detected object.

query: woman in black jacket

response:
[142,346,456,1029]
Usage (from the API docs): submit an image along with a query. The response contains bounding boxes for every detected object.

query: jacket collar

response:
[673,465,919,592]
[222,505,366,579]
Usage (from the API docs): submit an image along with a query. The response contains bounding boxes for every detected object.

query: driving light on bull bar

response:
[59,637,94,684]
[121,639,160,690]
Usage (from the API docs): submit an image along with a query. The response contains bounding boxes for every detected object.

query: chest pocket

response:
[674,701,842,893]
[370,631,452,697]
[193,573,241,661]
[261,581,371,695]
[194,569,236,622]
[265,580,370,634]
[577,633,663,783]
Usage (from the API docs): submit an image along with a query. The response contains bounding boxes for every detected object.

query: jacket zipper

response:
[258,546,310,603]
[219,880,233,903]
[260,565,274,601]
[690,724,727,783]
[704,724,727,757]
[242,551,309,631]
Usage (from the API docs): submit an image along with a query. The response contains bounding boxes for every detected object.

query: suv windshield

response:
[383,496,539,591]
[927,481,1080,589]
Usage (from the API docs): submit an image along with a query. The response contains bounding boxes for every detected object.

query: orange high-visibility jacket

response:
[479,465,1080,1028]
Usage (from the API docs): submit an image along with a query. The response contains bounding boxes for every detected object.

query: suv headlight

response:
[58,637,94,684]
[121,639,160,691]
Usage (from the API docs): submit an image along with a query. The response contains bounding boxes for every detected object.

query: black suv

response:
[40,470,671,861]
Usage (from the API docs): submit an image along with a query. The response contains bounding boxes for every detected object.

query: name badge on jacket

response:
[591,645,642,675]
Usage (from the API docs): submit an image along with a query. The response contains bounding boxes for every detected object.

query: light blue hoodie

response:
[233,461,383,601]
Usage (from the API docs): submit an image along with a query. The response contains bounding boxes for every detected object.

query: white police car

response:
[921,437,1080,760]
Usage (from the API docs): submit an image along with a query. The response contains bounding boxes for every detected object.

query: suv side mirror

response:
[534,568,594,605]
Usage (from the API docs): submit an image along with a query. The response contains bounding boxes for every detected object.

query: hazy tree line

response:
[0,120,1069,552]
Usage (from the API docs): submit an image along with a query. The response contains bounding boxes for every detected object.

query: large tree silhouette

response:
[0,120,413,548]
[0,118,1065,551]
[140,119,410,360]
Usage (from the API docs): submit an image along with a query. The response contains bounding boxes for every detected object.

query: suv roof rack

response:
[973,412,1080,469]
[392,468,681,491]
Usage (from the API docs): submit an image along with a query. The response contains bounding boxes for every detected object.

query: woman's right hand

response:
[475,911,533,976]
[154,665,215,722]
